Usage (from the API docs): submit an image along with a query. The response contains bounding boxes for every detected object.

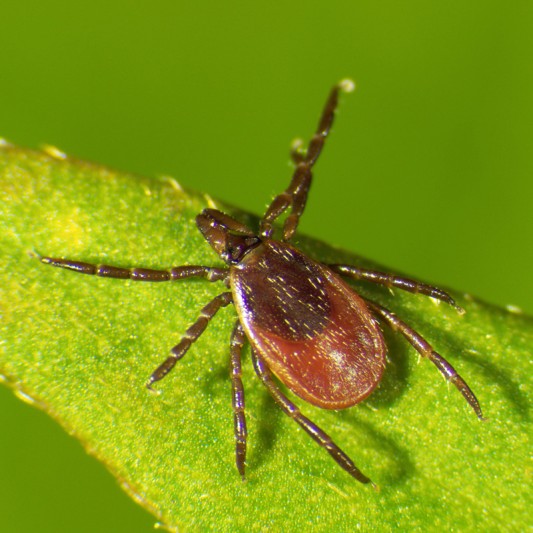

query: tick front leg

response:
[363,298,484,420]
[251,350,374,485]
[260,79,354,241]
[146,292,233,387]
[230,321,248,480]
[330,264,463,312]
[41,256,229,283]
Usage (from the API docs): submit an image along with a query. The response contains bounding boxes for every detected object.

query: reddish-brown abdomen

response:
[231,241,387,409]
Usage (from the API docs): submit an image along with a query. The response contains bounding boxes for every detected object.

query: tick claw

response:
[146,381,161,395]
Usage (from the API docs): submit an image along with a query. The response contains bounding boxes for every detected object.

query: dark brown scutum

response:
[232,241,331,341]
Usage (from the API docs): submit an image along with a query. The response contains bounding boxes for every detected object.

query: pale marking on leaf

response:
[41,144,67,160]
[203,193,219,209]
[162,175,184,193]
[326,481,349,499]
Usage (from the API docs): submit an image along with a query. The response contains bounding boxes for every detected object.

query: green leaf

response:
[1,144,531,532]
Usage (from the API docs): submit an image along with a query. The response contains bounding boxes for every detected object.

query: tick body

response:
[230,239,386,409]
[42,79,484,485]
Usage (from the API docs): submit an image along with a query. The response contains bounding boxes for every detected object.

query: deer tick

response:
[41,79,483,485]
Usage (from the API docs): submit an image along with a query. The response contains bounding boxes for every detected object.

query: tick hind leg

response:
[363,298,484,419]
[251,349,374,485]
[260,79,355,241]
[147,292,233,387]
[330,264,463,312]
[230,321,248,480]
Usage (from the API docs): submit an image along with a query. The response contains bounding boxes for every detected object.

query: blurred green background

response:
[1,2,531,531]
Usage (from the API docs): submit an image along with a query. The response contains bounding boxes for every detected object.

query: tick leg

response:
[200,209,255,236]
[330,264,463,313]
[363,298,484,420]
[41,256,229,283]
[289,138,305,165]
[251,350,373,485]
[146,292,233,387]
[230,321,248,480]
[260,79,355,241]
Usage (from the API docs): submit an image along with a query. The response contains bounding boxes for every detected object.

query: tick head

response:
[196,208,261,265]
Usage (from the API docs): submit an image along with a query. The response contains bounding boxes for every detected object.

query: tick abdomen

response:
[231,241,387,409]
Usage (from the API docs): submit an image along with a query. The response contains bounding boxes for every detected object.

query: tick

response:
[41,79,483,485]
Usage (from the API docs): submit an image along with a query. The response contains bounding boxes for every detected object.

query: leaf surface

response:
[1,145,531,532]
